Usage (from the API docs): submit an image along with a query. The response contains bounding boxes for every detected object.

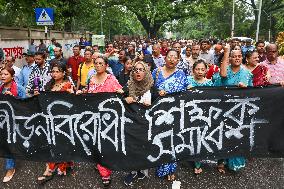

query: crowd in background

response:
[0,36,284,187]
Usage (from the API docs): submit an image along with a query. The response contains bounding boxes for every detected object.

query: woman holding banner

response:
[117,61,155,186]
[0,66,26,183]
[187,59,214,175]
[37,61,75,184]
[213,45,253,173]
[152,49,188,181]
[78,56,122,187]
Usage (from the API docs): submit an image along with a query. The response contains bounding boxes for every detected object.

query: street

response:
[0,158,283,189]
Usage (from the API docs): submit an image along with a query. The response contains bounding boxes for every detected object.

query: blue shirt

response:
[18,63,36,88]
[152,68,188,93]
[187,76,214,87]
[107,56,124,77]
[213,66,253,87]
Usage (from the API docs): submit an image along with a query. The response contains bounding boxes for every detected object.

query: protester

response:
[213,46,253,87]
[18,51,36,88]
[67,45,85,84]
[77,56,122,187]
[0,66,26,183]
[76,49,94,91]
[233,45,242,51]
[47,39,56,60]
[4,56,21,83]
[213,45,253,173]
[37,62,74,184]
[143,54,156,72]
[213,44,224,67]
[119,61,154,186]
[28,39,36,54]
[92,45,99,53]
[256,40,266,63]
[187,59,213,88]
[199,40,214,66]
[142,43,151,55]
[173,42,189,75]
[126,43,136,60]
[160,39,169,57]
[111,49,126,77]
[134,50,145,63]
[26,51,52,97]
[79,37,86,50]
[152,49,188,181]
[49,47,67,66]
[244,50,270,86]
[37,39,47,53]
[186,59,214,175]
[241,39,254,64]
[152,44,165,68]
[260,43,284,86]
[182,46,193,75]
[190,43,201,64]
[117,56,133,86]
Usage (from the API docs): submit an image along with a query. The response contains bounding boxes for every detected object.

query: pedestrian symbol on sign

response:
[38,9,52,22]
[35,8,54,25]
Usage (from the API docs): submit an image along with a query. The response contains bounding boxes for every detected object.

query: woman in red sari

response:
[245,50,270,86]
[77,56,122,187]
[37,62,74,184]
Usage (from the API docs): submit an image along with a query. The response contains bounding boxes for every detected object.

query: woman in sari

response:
[37,62,74,184]
[78,56,122,187]
[0,66,26,183]
[152,49,188,181]
[244,50,270,86]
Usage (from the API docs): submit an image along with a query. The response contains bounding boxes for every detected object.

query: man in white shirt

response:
[199,40,214,66]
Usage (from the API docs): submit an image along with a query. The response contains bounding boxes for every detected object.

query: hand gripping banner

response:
[0,86,284,171]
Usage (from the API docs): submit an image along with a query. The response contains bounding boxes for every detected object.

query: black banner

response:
[0,86,284,171]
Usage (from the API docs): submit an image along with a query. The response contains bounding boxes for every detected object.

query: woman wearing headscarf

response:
[118,61,155,186]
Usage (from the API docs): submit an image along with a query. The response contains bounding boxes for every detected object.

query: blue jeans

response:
[5,159,15,170]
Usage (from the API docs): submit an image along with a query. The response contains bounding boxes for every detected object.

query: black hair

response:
[73,45,80,49]
[45,61,67,91]
[95,56,108,65]
[245,50,258,59]
[35,51,46,59]
[165,49,178,57]
[192,59,207,70]
[84,49,93,55]
[256,40,265,47]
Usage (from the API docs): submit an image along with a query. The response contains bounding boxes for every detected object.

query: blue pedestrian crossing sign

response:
[35,8,54,25]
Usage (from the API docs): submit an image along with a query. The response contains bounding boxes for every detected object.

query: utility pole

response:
[256,0,262,41]
[100,8,103,35]
[231,0,235,38]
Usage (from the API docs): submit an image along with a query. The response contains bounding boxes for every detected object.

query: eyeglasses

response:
[267,50,277,53]
[167,55,178,59]
[133,68,145,73]
[94,62,105,66]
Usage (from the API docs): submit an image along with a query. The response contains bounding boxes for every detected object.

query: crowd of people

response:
[0,37,284,187]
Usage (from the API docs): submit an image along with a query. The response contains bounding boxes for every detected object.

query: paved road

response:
[0,158,283,189]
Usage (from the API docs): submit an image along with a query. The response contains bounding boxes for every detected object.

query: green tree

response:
[96,0,204,38]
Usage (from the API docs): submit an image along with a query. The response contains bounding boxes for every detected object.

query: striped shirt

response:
[26,62,52,96]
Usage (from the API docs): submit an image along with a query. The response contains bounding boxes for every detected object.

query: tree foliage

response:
[0,0,283,40]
